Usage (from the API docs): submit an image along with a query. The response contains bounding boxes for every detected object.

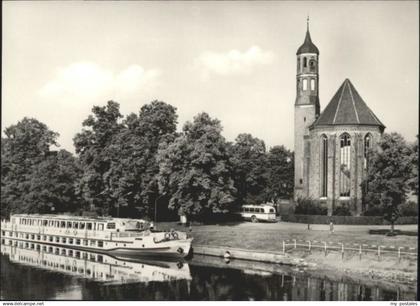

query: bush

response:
[282,214,418,225]
[364,205,384,216]
[294,197,327,215]
[333,205,352,216]
[399,201,418,217]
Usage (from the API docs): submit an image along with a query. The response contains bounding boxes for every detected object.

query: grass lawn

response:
[156,221,418,252]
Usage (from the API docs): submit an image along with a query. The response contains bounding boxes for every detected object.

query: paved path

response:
[184,221,418,233]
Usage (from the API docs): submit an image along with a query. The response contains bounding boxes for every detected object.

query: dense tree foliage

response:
[74,100,178,218]
[103,101,178,218]
[362,133,414,232]
[157,113,236,219]
[230,134,268,205]
[1,118,80,218]
[73,101,123,215]
[266,145,294,202]
[408,135,418,196]
[3,104,302,220]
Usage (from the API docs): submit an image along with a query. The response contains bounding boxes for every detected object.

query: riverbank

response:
[191,244,417,286]
[156,221,418,286]
[190,254,417,300]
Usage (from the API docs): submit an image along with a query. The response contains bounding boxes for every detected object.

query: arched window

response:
[364,133,372,170]
[310,60,316,72]
[303,57,307,68]
[339,133,351,197]
[310,79,315,91]
[303,79,308,90]
[321,135,328,197]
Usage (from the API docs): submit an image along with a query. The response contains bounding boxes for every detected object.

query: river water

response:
[0,240,416,301]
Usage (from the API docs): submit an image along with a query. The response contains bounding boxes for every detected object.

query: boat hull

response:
[106,239,193,259]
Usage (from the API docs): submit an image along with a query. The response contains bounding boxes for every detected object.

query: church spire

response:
[297,17,319,55]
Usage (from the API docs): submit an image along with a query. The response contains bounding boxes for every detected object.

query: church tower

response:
[294,19,320,199]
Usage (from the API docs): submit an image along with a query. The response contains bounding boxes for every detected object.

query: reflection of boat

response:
[1,238,192,284]
[243,269,273,277]
[1,214,192,258]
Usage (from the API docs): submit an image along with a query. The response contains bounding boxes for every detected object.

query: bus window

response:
[270,208,275,213]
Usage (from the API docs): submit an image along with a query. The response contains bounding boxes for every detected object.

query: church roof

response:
[296,29,319,55]
[311,79,385,129]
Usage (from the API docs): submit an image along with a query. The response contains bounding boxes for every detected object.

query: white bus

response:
[239,204,277,223]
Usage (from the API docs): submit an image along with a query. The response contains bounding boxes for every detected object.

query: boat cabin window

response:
[67,222,72,229]
[98,224,104,231]
[73,222,79,229]
[106,223,116,229]
[43,220,48,226]
[80,223,85,230]
[87,223,93,230]
[60,221,66,227]
[269,208,275,213]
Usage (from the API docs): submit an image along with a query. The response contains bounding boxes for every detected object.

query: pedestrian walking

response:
[329,220,334,234]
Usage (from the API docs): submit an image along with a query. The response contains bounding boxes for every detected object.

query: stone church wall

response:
[306,125,382,215]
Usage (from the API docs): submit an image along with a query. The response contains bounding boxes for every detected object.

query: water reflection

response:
[0,238,416,300]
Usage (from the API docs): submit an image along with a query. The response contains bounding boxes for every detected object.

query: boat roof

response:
[10,214,131,223]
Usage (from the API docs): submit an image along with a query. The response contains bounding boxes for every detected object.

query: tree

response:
[407,135,418,196]
[1,118,80,218]
[103,101,178,218]
[266,145,294,202]
[157,113,236,219]
[230,134,268,205]
[362,133,413,233]
[73,101,123,214]
[19,150,82,214]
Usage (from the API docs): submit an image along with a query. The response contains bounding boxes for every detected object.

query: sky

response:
[2,1,419,153]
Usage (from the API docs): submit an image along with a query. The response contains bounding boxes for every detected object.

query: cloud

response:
[195,46,274,76]
[39,62,160,104]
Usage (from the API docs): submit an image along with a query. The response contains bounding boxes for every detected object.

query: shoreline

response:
[191,244,417,288]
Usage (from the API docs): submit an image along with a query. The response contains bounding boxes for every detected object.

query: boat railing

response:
[2,223,148,240]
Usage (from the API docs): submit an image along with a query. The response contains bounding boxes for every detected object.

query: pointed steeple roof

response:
[311,79,385,130]
[296,18,319,55]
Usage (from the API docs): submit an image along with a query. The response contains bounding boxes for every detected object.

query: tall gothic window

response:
[321,135,328,197]
[310,79,315,91]
[340,133,351,197]
[364,133,372,170]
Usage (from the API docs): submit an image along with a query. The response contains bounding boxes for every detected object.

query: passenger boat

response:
[1,238,192,284]
[0,214,193,258]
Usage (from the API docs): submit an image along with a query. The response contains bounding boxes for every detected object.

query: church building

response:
[293,22,385,216]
